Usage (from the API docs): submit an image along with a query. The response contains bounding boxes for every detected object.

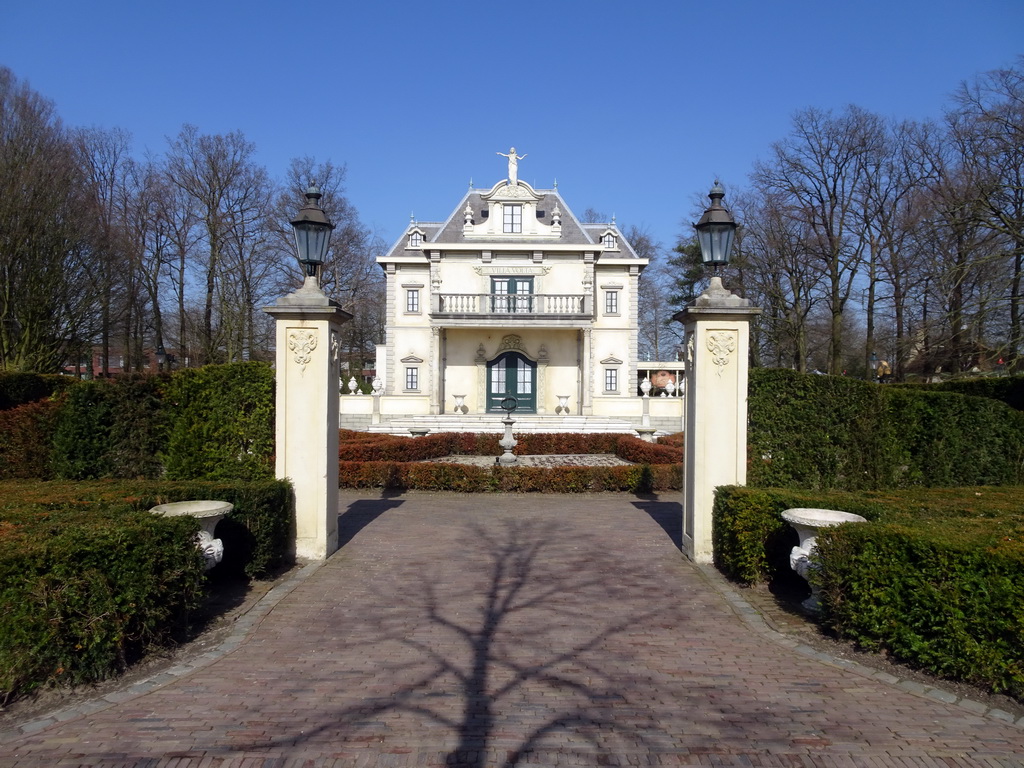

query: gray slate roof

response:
[382,186,642,260]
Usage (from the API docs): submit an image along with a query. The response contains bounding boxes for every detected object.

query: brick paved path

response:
[2,491,1022,767]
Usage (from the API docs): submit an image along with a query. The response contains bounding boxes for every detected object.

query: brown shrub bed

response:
[337,431,682,492]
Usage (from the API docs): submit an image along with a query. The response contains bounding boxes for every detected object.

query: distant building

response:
[339,152,685,433]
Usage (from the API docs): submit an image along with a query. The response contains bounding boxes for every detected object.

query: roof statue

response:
[497,147,527,186]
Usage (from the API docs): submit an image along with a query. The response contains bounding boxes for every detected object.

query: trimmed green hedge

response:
[712,484,1024,698]
[0,504,205,702]
[164,363,275,481]
[915,375,1024,412]
[50,375,171,481]
[712,486,888,585]
[1,478,293,579]
[0,476,294,704]
[816,509,1024,698]
[748,368,1024,490]
[0,372,75,411]
[0,364,276,482]
[0,399,61,479]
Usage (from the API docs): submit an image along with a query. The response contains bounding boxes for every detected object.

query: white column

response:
[675,277,761,563]
[265,278,352,561]
[581,328,593,415]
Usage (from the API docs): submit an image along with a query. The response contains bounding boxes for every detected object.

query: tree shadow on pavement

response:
[236,514,699,764]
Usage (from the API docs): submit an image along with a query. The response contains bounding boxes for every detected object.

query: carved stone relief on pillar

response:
[706,330,737,377]
[288,329,318,374]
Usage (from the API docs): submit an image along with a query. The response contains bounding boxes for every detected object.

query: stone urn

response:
[556,395,570,415]
[452,394,467,414]
[781,507,867,612]
[150,500,233,571]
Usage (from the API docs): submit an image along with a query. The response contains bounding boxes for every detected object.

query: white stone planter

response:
[781,507,867,612]
[150,500,233,571]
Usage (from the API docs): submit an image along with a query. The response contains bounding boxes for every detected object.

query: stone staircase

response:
[367,413,661,436]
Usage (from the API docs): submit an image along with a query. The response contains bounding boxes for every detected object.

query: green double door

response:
[487,352,536,413]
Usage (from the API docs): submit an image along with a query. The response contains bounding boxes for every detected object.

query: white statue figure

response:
[497,147,527,185]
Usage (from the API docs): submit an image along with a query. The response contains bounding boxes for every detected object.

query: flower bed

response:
[337,431,683,492]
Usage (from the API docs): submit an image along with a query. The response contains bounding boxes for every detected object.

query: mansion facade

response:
[379,167,644,414]
[340,153,684,433]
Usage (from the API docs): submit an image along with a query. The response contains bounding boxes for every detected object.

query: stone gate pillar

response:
[265,278,352,560]
[674,277,761,563]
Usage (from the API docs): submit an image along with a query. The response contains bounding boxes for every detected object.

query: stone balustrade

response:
[436,293,587,316]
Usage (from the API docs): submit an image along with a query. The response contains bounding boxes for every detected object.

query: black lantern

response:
[694,181,737,272]
[155,345,167,367]
[290,184,335,278]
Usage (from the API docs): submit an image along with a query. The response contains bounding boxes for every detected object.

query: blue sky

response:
[2,0,1021,254]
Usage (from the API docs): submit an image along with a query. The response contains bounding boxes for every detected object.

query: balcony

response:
[433,293,592,325]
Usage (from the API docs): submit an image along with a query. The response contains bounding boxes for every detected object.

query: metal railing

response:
[436,293,587,316]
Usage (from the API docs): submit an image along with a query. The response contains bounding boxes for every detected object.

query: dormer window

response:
[602,232,617,249]
[503,204,523,233]
[409,232,422,247]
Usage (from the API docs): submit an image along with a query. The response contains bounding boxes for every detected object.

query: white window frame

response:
[406,288,420,313]
[605,290,619,315]
[605,368,619,393]
[408,232,422,248]
[503,204,523,233]
[603,233,617,249]
[405,367,419,391]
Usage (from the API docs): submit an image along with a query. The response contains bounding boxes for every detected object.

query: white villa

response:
[340,151,684,434]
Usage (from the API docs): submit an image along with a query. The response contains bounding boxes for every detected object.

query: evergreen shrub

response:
[164,362,275,481]
[712,484,1024,697]
[1,478,293,579]
[50,375,170,480]
[748,368,1024,490]
[815,508,1024,697]
[0,504,205,703]
[0,399,61,479]
[0,372,75,410]
[914,375,1024,412]
[50,379,118,479]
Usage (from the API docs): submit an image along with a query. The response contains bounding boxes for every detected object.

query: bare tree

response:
[164,125,271,363]
[0,68,99,372]
[949,57,1024,369]
[739,191,824,371]
[627,226,677,361]
[754,106,884,374]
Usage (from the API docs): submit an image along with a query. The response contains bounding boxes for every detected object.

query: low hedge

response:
[713,485,1024,585]
[712,485,1024,698]
[0,399,61,479]
[0,478,293,703]
[712,486,888,585]
[0,479,293,579]
[338,461,680,493]
[0,504,206,703]
[815,505,1024,698]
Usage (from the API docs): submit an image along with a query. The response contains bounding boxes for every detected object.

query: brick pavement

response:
[2,491,1022,767]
